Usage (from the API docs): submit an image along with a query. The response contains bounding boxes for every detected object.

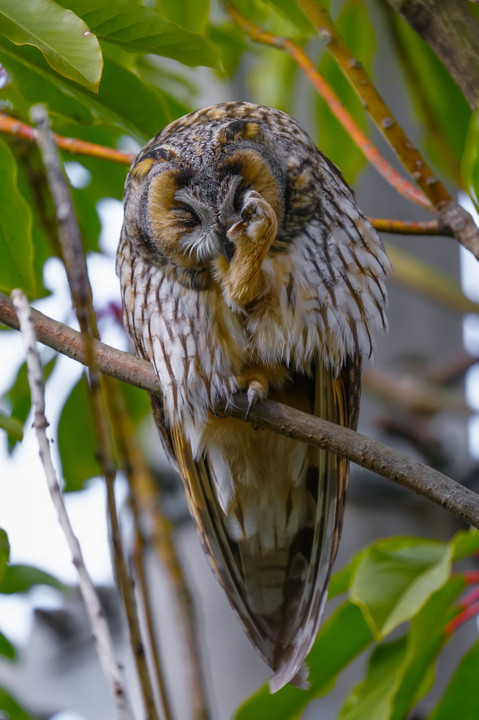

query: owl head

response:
[121,104,314,283]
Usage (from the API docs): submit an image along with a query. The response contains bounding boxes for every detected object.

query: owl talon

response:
[244,380,267,421]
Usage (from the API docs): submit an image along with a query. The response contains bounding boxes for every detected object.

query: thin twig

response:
[369,218,443,235]
[298,0,479,261]
[1,293,478,529]
[0,112,134,165]
[11,289,132,720]
[224,1,432,211]
[31,105,160,720]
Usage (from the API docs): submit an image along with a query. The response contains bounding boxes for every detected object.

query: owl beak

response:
[216,229,235,263]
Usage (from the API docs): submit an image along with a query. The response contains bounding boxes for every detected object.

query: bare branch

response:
[1,293,478,529]
[11,289,132,720]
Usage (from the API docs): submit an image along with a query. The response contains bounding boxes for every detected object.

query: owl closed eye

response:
[117,101,390,691]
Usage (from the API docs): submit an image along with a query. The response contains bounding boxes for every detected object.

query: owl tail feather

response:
[269,662,310,693]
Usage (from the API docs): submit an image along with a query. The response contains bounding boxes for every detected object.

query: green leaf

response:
[328,548,367,600]
[0,0,103,91]
[390,576,464,720]
[0,530,10,582]
[428,639,479,720]
[261,0,315,36]
[0,138,35,295]
[0,564,65,594]
[57,0,220,68]
[338,635,409,720]
[58,374,100,492]
[451,528,479,562]
[156,0,210,33]
[0,412,23,442]
[388,9,470,182]
[0,632,16,660]
[350,537,452,639]
[235,602,373,720]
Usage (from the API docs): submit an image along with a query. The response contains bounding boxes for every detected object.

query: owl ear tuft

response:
[218,120,262,144]
[131,147,177,179]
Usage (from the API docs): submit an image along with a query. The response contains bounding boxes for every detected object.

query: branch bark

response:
[1,292,478,529]
[385,0,479,109]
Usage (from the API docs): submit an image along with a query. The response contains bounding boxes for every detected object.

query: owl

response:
[117,102,389,692]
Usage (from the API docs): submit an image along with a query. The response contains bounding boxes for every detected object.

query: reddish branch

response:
[0,113,134,165]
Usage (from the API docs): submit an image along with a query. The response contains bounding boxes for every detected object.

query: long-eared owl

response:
[117,102,390,691]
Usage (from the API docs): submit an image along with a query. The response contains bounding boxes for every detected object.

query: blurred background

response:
[0,1,478,718]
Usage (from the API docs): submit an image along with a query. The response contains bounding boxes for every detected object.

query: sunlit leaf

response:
[0,138,35,295]
[235,602,373,720]
[0,0,103,91]
[350,537,451,639]
[156,0,210,33]
[57,0,220,68]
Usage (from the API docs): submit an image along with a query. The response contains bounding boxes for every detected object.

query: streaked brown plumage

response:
[117,102,390,691]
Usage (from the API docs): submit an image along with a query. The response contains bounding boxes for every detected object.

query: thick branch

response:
[385,0,479,109]
[1,293,478,529]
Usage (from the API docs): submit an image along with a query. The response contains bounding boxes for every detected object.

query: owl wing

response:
[167,356,360,692]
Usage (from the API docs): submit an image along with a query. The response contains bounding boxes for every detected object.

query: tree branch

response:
[0,112,134,165]
[385,0,479,109]
[1,292,478,529]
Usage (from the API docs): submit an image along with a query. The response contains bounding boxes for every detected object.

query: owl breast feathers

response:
[117,102,390,692]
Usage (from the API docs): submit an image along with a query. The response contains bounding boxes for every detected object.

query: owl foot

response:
[244,380,268,420]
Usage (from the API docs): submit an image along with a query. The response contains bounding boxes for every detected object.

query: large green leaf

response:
[350,537,452,639]
[58,374,100,492]
[428,639,479,720]
[0,564,65,594]
[0,138,35,295]
[234,602,373,720]
[0,529,9,582]
[57,0,220,68]
[0,0,102,91]
[462,110,479,208]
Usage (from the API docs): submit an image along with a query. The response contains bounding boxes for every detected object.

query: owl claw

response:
[244,380,267,421]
